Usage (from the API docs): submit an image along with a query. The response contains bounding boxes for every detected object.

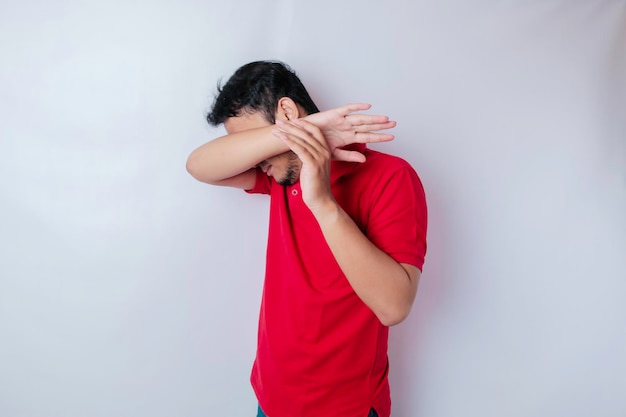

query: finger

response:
[354,132,395,143]
[337,103,372,115]
[345,114,391,126]
[275,120,312,141]
[277,119,328,149]
[290,119,328,146]
[272,129,328,162]
[353,121,397,133]
[332,148,366,163]
[278,133,326,167]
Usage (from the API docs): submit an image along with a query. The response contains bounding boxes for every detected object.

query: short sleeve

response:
[245,168,272,195]
[366,165,427,270]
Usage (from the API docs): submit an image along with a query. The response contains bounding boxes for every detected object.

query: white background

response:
[1,1,625,416]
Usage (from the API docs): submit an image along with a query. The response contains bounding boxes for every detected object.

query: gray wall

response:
[1,1,625,416]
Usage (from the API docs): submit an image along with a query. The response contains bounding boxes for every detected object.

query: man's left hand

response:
[272,119,337,217]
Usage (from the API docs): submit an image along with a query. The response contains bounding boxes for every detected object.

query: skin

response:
[223,113,302,186]
[187,101,396,189]
[187,100,420,326]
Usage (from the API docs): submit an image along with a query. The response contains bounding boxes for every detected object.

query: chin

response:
[275,164,300,186]
[276,176,297,186]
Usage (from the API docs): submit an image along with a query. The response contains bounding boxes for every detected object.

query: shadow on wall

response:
[387,182,449,416]
[605,10,626,188]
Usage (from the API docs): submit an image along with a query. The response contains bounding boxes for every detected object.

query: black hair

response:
[206,61,320,126]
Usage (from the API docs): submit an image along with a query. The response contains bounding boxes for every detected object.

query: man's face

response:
[224,112,302,186]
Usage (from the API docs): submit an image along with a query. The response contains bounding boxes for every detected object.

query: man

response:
[186,61,427,417]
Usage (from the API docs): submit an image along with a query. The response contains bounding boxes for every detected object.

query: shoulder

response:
[364,148,413,167]
[359,148,421,184]
[357,149,426,210]
[335,147,425,206]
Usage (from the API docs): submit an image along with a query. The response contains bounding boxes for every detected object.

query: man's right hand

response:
[303,103,396,162]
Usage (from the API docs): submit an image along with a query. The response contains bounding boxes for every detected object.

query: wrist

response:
[310,198,342,225]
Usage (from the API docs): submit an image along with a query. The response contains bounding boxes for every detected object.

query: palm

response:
[304,104,396,162]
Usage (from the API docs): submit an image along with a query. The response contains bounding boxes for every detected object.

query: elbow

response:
[377,264,420,326]
[186,153,202,180]
[377,303,412,327]
[186,153,216,184]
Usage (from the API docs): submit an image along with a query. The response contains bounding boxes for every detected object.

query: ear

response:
[276,97,301,122]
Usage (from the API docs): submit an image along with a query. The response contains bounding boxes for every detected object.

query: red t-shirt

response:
[246,145,427,417]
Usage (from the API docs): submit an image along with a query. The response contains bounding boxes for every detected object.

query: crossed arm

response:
[186,104,395,187]
[187,104,420,326]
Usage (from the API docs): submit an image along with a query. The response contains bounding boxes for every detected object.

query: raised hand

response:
[303,103,396,163]
[272,119,336,215]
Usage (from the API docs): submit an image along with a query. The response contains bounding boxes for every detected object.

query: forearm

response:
[314,202,420,326]
[186,125,288,184]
